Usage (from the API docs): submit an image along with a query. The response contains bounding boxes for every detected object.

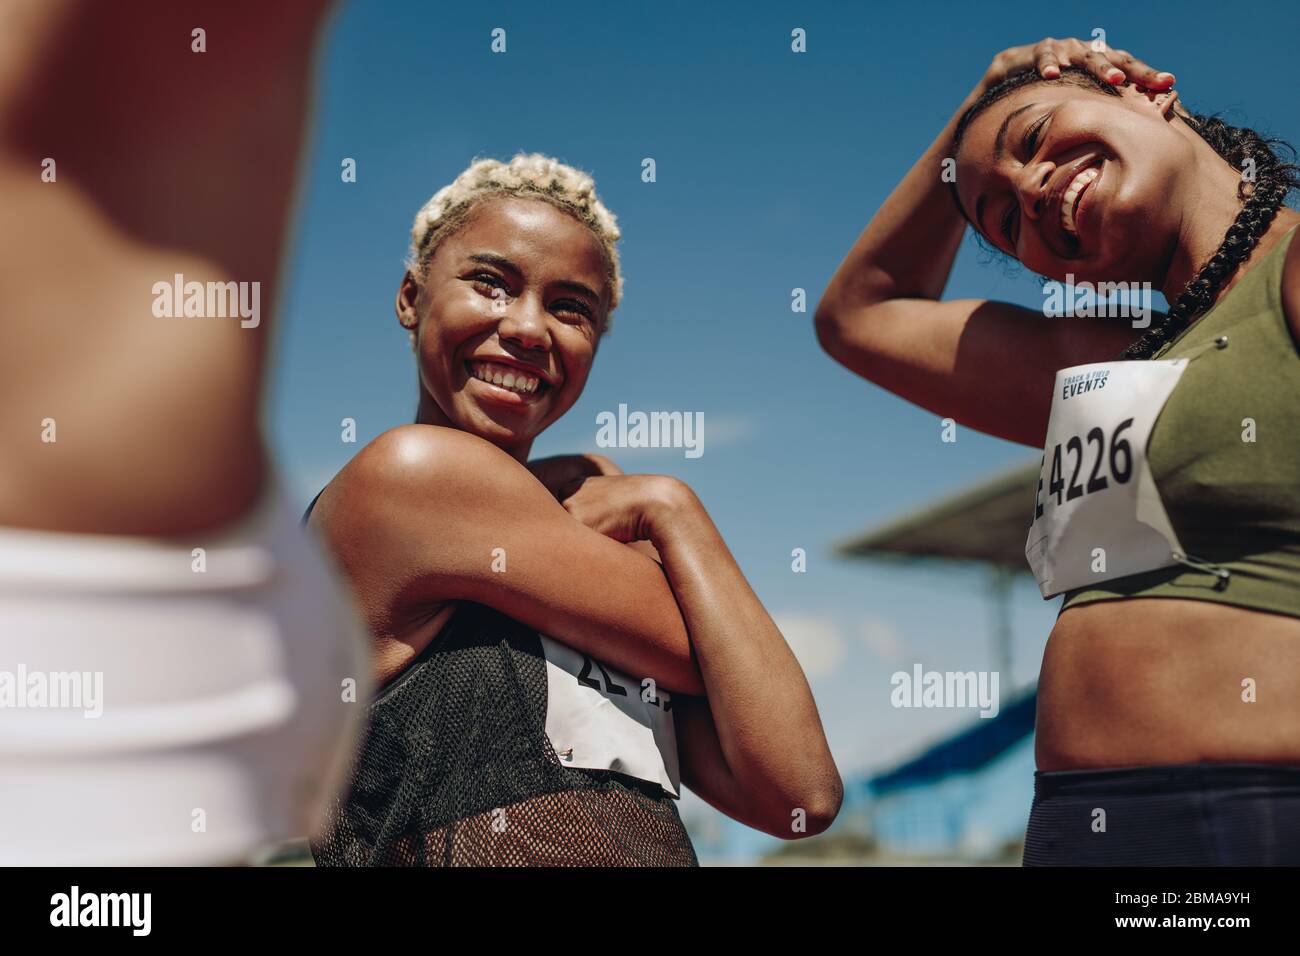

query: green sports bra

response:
[1061,225,1300,620]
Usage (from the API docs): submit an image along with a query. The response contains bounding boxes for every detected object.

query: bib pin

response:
[1171,550,1231,590]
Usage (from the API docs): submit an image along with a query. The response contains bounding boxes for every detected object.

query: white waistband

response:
[0,480,298,593]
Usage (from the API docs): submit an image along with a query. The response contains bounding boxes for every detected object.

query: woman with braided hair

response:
[816,37,1300,865]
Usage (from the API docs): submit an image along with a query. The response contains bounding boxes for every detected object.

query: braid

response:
[1121,115,1299,359]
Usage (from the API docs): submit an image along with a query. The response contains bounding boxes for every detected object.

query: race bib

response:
[1026,359,1189,598]
[538,635,680,797]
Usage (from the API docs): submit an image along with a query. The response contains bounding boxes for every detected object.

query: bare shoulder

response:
[349,424,513,485]
[325,425,530,518]
[1282,221,1300,348]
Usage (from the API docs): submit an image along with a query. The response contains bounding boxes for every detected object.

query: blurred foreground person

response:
[0,0,369,864]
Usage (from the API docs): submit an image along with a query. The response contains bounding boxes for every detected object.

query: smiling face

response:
[397,196,612,458]
[954,81,1192,285]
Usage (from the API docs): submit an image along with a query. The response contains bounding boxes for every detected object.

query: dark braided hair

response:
[1122,115,1297,357]
[951,67,1299,360]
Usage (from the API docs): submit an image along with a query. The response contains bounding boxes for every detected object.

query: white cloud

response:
[858,615,908,663]
[701,414,759,447]
[772,613,844,680]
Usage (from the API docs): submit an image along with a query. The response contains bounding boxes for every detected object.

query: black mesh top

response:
[310,601,698,866]
[305,496,698,866]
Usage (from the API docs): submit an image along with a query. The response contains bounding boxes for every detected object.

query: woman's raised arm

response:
[814,39,1171,447]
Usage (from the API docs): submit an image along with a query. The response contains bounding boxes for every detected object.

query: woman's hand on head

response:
[982,38,1173,92]
[559,474,697,545]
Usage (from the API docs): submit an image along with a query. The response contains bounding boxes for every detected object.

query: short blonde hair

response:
[406,153,623,330]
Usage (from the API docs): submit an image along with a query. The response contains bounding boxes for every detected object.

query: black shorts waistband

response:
[1033,762,1300,796]
[1024,762,1300,866]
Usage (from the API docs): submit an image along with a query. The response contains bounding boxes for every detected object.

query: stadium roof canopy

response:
[834,459,1046,796]
[834,460,1040,572]
[867,685,1037,797]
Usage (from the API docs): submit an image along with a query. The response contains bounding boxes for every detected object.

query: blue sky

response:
[267,0,1300,858]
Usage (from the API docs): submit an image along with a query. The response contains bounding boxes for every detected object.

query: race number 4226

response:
[1034,417,1135,521]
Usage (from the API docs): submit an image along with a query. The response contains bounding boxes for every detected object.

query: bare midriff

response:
[1036,598,1300,770]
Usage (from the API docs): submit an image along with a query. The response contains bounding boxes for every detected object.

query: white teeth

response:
[1061,166,1099,236]
[469,361,543,395]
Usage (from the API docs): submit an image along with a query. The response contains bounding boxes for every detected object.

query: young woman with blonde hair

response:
[308,154,842,866]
